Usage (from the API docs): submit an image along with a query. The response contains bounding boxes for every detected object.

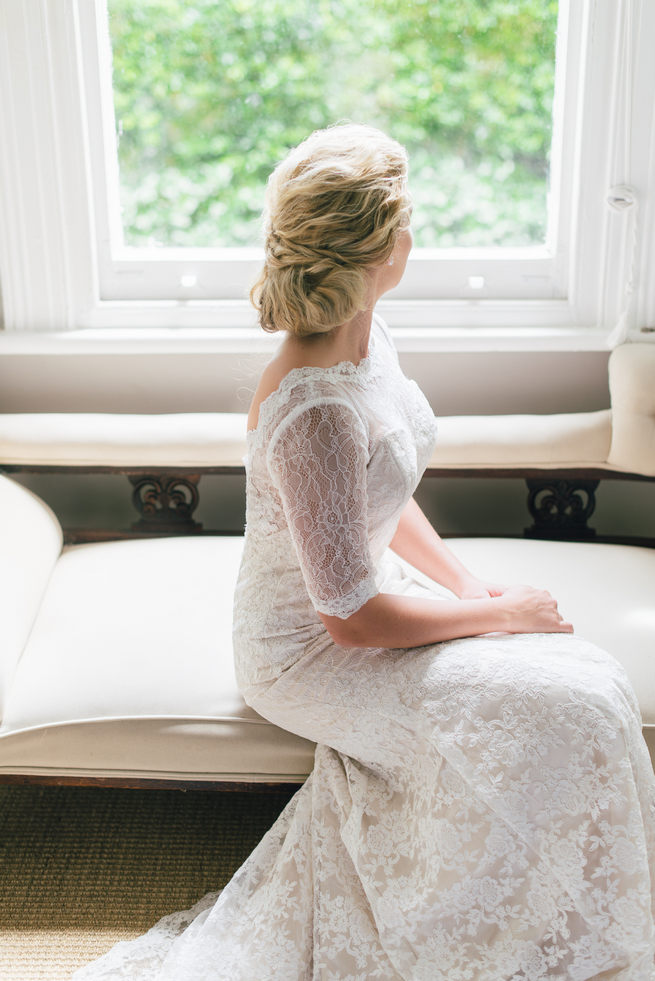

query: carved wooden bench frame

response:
[1,461,653,548]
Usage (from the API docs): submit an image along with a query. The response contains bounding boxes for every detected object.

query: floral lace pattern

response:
[267,398,378,619]
[73,317,655,980]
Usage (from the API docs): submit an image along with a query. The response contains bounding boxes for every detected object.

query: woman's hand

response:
[457,578,573,633]
[498,584,574,634]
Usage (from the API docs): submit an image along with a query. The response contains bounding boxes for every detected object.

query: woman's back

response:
[233,315,438,690]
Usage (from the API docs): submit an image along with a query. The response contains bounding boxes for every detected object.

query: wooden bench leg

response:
[525,478,599,540]
[129,474,203,534]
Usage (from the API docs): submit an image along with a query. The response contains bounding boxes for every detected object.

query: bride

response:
[74,124,655,980]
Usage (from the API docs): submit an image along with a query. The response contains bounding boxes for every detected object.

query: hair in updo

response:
[250,123,411,336]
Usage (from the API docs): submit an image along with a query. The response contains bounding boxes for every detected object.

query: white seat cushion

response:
[0,535,652,781]
[0,536,314,781]
[0,408,614,471]
[433,410,611,468]
[0,413,248,468]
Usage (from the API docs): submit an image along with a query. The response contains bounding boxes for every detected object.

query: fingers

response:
[552,601,574,633]
[555,600,574,630]
[501,585,574,634]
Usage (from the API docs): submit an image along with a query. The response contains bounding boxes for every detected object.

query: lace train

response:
[74,630,655,980]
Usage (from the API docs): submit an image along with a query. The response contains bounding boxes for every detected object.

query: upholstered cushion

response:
[0,535,652,780]
[0,475,62,718]
[432,410,611,468]
[608,343,655,476]
[0,408,615,471]
[0,536,314,781]
[0,413,248,468]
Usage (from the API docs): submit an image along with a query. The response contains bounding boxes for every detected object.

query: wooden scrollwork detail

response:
[525,478,599,539]
[129,474,202,533]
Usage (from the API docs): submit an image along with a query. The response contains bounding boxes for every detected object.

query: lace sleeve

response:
[267,398,378,620]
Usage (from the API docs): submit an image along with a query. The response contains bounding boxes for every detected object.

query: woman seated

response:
[74,123,655,981]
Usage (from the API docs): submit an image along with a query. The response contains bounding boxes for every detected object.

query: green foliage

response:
[108,0,558,248]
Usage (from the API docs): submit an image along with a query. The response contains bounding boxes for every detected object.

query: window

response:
[0,0,654,336]
[106,1,557,252]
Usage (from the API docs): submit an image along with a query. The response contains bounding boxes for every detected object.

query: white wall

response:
[0,348,611,414]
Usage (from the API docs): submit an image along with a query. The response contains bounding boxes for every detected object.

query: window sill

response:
[0,325,613,357]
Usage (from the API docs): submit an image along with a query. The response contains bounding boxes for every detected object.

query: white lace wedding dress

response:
[73,316,655,980]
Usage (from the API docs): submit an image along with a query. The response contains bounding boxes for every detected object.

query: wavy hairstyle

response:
[250,124,411,336]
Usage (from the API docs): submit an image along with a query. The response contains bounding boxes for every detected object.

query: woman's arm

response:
[319,585,573,649]
[320,496,573,649]
[389,497,503,599]
[268,407,570,650]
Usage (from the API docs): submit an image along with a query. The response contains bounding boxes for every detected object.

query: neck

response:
[336,308,374,364]
[292,307,374,367]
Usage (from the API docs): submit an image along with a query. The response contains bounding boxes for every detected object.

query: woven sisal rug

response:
[0,784,295,981]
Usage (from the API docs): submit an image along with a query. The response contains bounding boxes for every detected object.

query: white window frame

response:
[0,0,654,339]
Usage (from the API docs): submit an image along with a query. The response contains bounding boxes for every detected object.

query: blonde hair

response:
[250,124,411,336]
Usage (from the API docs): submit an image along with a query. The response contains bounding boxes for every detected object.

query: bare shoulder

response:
[247,357,290,433]
[247,333,344,432]
[247,337,313,432]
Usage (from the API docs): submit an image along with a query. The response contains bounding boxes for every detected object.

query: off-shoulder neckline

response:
[246,320,379,441]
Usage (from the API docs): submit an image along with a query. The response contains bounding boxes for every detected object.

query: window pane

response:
[107,0,558,249]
